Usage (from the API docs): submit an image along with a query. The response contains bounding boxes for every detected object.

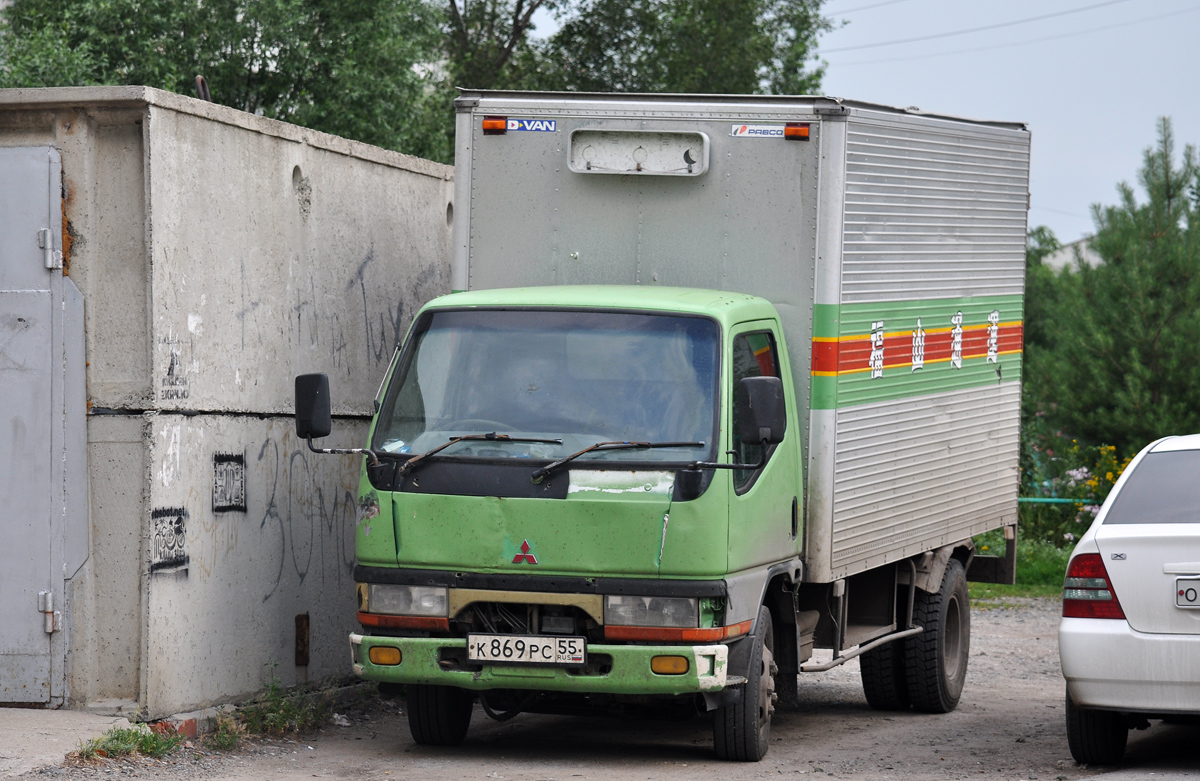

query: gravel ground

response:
[22,597,1200,780]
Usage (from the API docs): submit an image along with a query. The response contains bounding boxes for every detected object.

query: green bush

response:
[1018,415,1132,547]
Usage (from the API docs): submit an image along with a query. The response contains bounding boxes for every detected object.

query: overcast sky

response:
[533,0,1200,244]
[820,0,1200,244]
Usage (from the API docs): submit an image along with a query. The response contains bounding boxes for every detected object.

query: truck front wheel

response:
[905,558,970,713]
[407,684,474,746]
[713,606,776,761]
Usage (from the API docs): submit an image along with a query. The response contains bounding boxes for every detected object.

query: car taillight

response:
[1062,553,1125,619]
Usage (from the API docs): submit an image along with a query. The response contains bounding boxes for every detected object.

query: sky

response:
[533,0,1200,244]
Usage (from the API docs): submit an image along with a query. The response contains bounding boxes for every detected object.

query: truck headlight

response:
[604,595,698,628]
[364,584,448,617]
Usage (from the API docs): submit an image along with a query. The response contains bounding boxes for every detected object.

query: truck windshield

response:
[373,309,719,464]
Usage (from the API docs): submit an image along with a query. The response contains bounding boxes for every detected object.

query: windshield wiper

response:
[399,432,563,475]
[530,441,706,483]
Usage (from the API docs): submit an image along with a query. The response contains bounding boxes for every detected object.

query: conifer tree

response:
[1028,118,1200,454]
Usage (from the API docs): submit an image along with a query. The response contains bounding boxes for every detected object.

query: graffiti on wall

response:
[166,422,359,600]
[255,432,358,603]
[213,452,247,513]
[150,507,190,574]
[160,335,190,400]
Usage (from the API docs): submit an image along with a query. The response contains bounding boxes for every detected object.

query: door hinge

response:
[38,590,59,633]
[37,228,63,270]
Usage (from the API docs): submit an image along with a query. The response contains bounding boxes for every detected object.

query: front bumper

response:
[350,634,729,696]
[1060,617,1200,713]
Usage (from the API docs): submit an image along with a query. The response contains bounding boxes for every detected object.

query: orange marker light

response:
[651,655,689,675]
[784,123,811,141]
[482,116,508,135]
[368,646,402,666]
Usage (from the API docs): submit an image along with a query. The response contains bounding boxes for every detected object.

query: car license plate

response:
[1177,577,1200,608]
[467,634,586,665]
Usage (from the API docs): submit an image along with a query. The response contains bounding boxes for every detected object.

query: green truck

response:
[295,93,1030,760]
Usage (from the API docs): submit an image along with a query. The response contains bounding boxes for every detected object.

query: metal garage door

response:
[0,146,86,705]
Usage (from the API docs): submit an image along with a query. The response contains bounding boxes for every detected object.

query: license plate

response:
[1177,577,1200,608]
[467,634,586,665]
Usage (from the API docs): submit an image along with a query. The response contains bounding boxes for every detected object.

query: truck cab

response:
[311,286,800,759]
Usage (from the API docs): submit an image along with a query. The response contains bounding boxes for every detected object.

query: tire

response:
[905,558,970,713]
[407,684,474,746]
[1065,690,1127,765]
[713,606,776,761]
[860,637,910,711]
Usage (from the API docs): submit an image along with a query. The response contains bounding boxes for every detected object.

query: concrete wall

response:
[0,87,453,717]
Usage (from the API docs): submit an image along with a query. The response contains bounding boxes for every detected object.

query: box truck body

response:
[450,92,1029,582]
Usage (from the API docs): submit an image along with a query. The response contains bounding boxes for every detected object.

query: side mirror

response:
[295,373,332,439]
[737,376,786,445]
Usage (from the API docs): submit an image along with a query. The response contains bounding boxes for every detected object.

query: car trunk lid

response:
[1094,525,1200,635]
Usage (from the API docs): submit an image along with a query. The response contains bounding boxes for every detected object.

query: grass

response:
[76,674,346,758]
[75,726,183,761]
[203,712,246,751]
[971,530,1072,606]
[235,676,333,739]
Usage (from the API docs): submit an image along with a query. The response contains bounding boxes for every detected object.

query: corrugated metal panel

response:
[841,115,1030,303]
[830,382,1020,575]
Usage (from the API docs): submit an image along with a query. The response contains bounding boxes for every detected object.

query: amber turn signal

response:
[784,122,810,140]
[651,655,689,675]
[368,646,402,666]
[482,116,508,135]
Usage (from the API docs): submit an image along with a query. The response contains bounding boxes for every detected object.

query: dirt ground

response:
[22,597,1200,780]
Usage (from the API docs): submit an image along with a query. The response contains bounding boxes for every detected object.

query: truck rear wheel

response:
[407,684,474,746]
[905,558,969,713]
[860,637,910,711]
[1065,690,1128,765]
[713,606,775,761]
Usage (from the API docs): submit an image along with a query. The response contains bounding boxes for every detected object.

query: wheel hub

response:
[759,644,777,724]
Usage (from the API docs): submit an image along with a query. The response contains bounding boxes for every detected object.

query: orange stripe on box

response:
[812,324,1023,375]
[811,339,840,374]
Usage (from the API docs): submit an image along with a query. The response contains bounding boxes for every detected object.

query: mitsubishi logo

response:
[512,539,538,564]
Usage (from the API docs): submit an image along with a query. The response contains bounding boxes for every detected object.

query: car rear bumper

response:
[1060,617,1200,713]
[349,634,729,696]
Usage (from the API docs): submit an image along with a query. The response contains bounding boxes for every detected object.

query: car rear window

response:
[1105,450,1200,524]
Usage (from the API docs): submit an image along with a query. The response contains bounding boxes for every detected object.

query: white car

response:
[1059,434,1200,765]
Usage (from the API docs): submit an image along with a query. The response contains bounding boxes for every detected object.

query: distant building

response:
[1043,236,1103,271]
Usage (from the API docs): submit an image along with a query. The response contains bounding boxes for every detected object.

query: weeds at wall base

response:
[204,713,246,751]
[72,726,183,763]
[232,674,353,740]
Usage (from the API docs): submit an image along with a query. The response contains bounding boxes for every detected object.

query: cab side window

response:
[731,331,781,491]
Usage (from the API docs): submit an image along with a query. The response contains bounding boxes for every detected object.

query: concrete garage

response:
[0,86,452,719]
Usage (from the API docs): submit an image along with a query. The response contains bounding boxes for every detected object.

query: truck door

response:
[726,322,802,571]
[0,147,86,705]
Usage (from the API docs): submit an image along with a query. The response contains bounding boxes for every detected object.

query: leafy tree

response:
[1026,118,1200,455]
[446,0,559,90]
[0,0,442,152]
[410,0,830,158]
[528,0,828,94]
